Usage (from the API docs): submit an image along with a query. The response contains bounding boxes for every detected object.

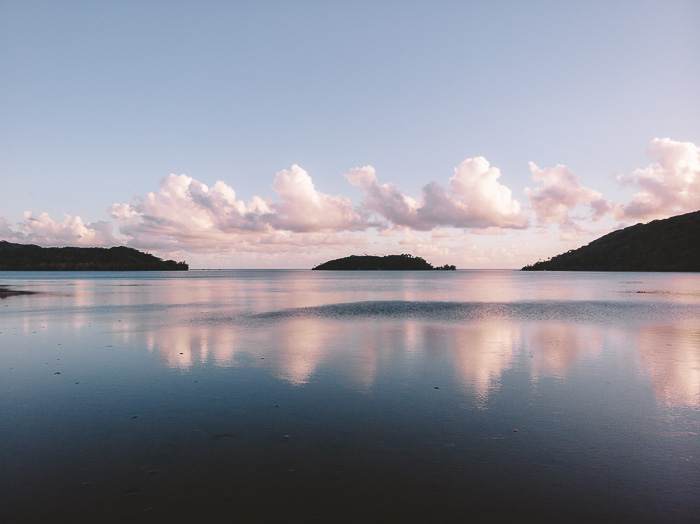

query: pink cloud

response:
[269,164,366,232]
[0,217,25,242]
[346,157,528,230]
[526,163,609,228]
[345,166,421,228]
[108,168,367,254]
[4,138,696,267]
[5,212,118,246]
[613,138,700,221]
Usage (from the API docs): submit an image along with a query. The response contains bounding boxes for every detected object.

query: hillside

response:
[0,241,188,271]
[313,254,456,271]
[521,210,700,271]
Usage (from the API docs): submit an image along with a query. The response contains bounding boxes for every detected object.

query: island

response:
[522,210,700,272]
[313,254,456,271]
[0,241,188,271]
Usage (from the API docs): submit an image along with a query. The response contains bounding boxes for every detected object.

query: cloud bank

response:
[1,138,698,267]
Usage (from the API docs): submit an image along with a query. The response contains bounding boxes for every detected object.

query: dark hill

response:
[313,254,456,271]
[521,210,700,272]
[0,241,188,271]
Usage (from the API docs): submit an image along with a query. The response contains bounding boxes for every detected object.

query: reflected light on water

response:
[272,318,328,385]
[2,271,700,522]
[146,323,239,369]
[450,321,519,396]
[637,322,700,407]
[141,313,699,408]
[523,322,603,378]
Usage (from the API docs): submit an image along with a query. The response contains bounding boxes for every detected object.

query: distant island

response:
[313,254,456,271]
[522,210,700,272]
[0,241,188,271]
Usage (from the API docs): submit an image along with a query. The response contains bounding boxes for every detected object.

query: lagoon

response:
[1,270,699,522]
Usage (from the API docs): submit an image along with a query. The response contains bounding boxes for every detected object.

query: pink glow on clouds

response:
[1,138,698,267]
[269,164,365,232]
[526,163,609,230]
[8,212,118,246]
[106,170,367,255]
[613,138,700,222]
[346,157,528,230]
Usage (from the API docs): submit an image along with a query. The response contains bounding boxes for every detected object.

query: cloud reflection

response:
[636,322,700,407]
[449,321,519,396]
[146,324,238,369]
[523,322,603,378]
[138,309,696,408]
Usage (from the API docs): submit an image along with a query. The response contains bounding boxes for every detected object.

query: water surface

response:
[1,270,699,522]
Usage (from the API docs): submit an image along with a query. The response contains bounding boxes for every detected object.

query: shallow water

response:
[1,270,699,522]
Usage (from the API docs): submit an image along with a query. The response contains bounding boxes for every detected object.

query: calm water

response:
[1,270,699,522]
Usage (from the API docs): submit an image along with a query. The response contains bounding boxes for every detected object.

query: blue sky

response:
[1,1,699,268]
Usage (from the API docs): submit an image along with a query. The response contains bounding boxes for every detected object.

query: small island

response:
[313,254,456,271]
[522,210,700,272]
[0,241,188,271]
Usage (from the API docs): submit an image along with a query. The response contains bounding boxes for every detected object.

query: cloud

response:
[4,138,697,268]
[346,157,528,230]
[269,164,366,232]
[526,162,609,228]
[109,173,271,250]
[109,167,367,253]
[345,166,421,228]
[0,217,25,242]
[613,138,700,221]
[2,212,118,246]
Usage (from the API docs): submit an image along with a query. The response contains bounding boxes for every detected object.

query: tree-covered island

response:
[0,241,188,271]
[522,210,700,272]
[313,254,456,271]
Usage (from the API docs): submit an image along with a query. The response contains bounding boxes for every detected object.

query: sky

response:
[1,0,699,268]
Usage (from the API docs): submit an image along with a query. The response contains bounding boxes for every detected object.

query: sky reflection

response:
[2,270,699,410]
[2,271,699,522]
[636,321,700,407]
[135,312,699,409]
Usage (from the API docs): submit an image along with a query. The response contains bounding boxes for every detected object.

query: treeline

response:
[0,241,188,271]
[313,254,456,271]
[522,210,700,272]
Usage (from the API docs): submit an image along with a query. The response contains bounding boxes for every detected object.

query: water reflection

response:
[449,321,519,396]
[272,318,328,385]
[138,311,698,408]
[522,322,603,378]
[3,270,699,411]
[636,322,700,407]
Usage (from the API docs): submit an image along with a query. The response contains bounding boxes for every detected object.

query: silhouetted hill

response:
[0,241,188,271]
[522,210,700,272]
[313,254,456,271]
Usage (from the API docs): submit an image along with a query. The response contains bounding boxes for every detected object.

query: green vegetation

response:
[0,241,188,271]
[313,254,456,271]
[522,210,700,272]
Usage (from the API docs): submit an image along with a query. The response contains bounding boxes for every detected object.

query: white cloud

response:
[3,138,698,268]
[6,212,118,246]
[345,166,421,228]
[108,168,367,254]
[526,162,609,228]
[346,157,528,231]
[613,138,700,221]
[269,164,366,232]
[0,217,25,242]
